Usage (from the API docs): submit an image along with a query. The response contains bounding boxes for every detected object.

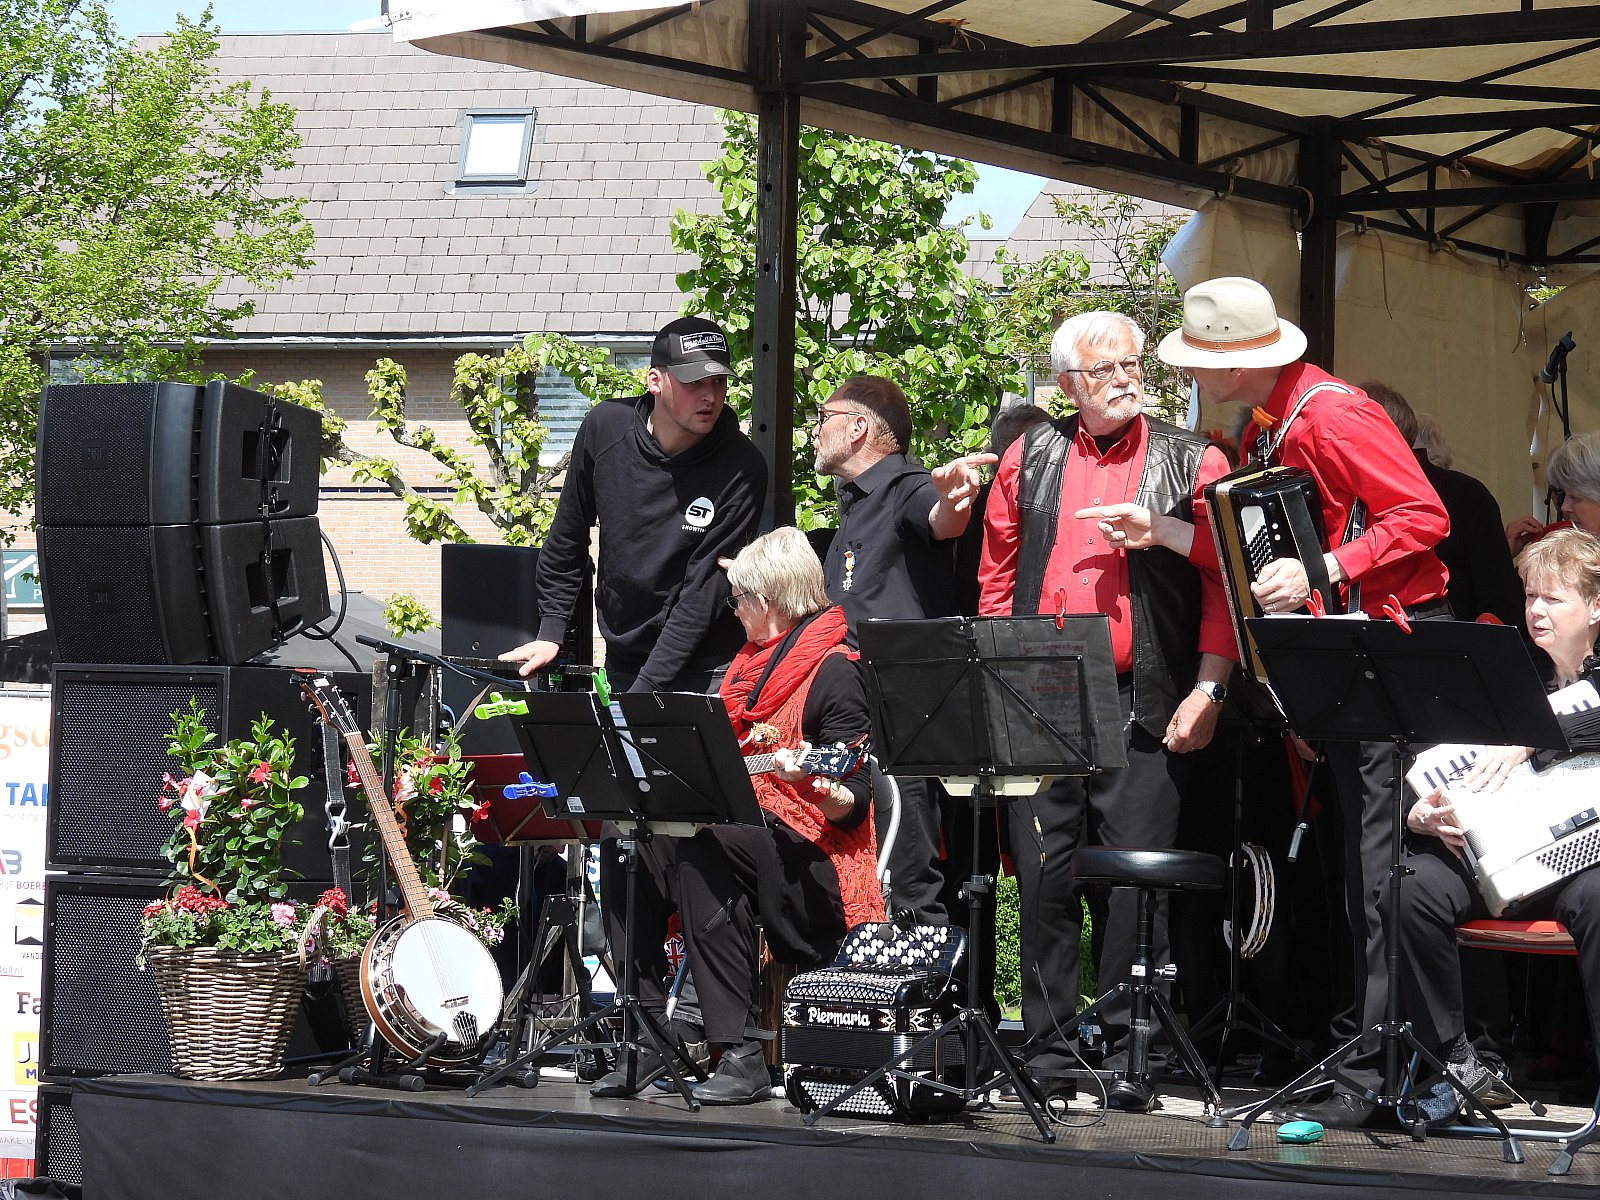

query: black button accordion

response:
[782,922,968,1120]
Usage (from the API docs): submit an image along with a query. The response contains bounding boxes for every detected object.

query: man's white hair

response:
[1050,311,1147,376]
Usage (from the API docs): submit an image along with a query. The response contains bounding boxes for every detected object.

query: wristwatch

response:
[1193,680,1228,704]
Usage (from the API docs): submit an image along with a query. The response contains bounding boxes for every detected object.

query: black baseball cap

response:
[651,316,735,383]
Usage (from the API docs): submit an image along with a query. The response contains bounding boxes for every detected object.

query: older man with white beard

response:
[978,310,1235,1110]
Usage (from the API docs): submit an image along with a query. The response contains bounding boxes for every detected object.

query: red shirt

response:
[978,416,1236,673]
[1240,363,1449,613]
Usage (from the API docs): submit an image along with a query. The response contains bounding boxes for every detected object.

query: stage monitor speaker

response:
[440,543,592,754]
[36,380,321,527]
[35,1083,80,1190]
[39,516,330,665]
[46,664,371,879]
[39,876,172,1079]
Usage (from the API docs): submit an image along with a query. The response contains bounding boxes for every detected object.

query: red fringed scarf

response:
[720,605,882,927]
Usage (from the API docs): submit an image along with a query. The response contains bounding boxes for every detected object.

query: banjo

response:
[300,673,505,1065]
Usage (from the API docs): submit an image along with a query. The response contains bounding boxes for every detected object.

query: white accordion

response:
[1405,680,1600,915]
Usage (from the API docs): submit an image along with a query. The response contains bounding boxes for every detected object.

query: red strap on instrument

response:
[1306,589,1326,618]
[1381,595,1413,633]
[1053,587,1068,631]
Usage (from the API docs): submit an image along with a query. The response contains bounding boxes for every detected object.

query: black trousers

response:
[599,823,846,1045]
[1007,706,1190,1058]
[1398,846,1600,1055]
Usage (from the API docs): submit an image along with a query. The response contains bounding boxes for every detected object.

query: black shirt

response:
[822,453,958,641]
[1418,452,1525,632]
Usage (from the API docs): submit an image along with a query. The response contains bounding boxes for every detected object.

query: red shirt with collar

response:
[978,415,1236,673]
[1239,363,1449,613]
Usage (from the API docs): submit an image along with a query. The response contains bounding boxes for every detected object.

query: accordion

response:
[782,923,967,1120]
[1206,465,1338,686]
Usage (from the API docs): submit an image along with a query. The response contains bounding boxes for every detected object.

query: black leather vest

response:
[1012,415,1208,736]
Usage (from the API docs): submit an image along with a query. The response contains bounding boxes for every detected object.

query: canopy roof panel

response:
[393,1,1600,269]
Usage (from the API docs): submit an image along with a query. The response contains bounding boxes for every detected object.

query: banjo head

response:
[363,916,505,1063]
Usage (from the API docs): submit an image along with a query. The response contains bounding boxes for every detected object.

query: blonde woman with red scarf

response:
[659,526,883,1105]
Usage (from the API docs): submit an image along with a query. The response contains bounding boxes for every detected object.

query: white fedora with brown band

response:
[1156,276,1307,369]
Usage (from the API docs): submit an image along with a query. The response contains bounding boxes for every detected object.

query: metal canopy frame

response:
[400,1,1600,523]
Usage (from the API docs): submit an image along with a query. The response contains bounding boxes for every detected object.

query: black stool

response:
[1069,847,1226,1115]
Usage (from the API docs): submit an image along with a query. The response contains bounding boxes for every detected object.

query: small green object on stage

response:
[474,690,529,719]
[593,668,611,706]
[1277,1120,1323,1143]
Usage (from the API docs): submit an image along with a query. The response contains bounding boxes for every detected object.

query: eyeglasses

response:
[1062,356,1144,382]
[726,590,752,610]
[812,407,858,430]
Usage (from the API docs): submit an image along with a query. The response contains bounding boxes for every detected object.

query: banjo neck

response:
[341,729,435,923]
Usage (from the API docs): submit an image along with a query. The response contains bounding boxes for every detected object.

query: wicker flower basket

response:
[331,956,367,1035]
[145,945,306,1080]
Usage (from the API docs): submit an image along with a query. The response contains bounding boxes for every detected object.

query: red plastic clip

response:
[1053,588,1068,631]
[1381,595,1413,633]
[1305,589,1326,619]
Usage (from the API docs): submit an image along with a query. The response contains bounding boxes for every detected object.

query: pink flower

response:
[481,925,504,945]
[162,772,179,792]
[239,798,255,811]
[271,903,297,929]
[249,762,271,785]
[158,795,174,811]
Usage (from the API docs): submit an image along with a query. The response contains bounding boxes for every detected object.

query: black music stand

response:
[830,614,1126,1143]
[466,690,763,1108]
[1225,616,1565,1160]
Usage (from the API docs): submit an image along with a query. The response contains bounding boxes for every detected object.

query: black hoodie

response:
[534,393,767,690]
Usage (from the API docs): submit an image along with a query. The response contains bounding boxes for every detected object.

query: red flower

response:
[471,800,492,823]
[345,761,360,788]
[183,809,202,831]
[162,772,178,792]
[158,795,174,811]
[172,886,228,915]
[249,761,271,785]
[143,901,163,917]
[427,776,445,796]
[317,888,349,916]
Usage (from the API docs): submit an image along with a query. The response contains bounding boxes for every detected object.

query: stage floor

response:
[72,1064,1599,1200]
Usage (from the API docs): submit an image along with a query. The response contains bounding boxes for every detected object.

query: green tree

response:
[671,112,1022,526]
[1,2,312,518]
[995,192,1187,423]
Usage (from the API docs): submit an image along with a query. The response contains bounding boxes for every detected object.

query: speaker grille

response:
[48,669,227,873]
[36,1084,81,1189]
[41,878,172,1077]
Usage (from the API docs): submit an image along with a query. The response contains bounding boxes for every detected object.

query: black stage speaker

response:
[440,543,592,754]
[46,664,371,879]
[39,876,171,1079]
[39,517,330,666]
[36,380,321,526]
[35,1082,80,1189]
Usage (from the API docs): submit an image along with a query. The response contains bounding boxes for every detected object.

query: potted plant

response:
[139,700,313,1080]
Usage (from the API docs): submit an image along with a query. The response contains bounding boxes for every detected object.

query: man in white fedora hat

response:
[978,309,1237,1111]
[1157,276,1451,1129]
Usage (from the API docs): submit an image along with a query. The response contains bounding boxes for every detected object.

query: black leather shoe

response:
[1282,1090,1385,1129]
[691,1041,769,1106]
[590,1045,668,1098]
[1105,1078,1156,1112]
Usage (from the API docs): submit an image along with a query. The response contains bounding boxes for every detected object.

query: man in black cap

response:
[502,315,767,693]
[500,316,767,1100]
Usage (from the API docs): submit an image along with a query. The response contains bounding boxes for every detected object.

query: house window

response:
[456,110,536,188]
[537,351,649,467]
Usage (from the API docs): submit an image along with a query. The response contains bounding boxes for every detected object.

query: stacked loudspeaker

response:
[33,382,337,1185]
[36,380,330,664]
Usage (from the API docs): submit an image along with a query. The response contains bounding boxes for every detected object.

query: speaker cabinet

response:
[40,876,172,1078]
[440,543,592,754]
[46,664,370,879]
[36,380,321,527]
[35,1083,80,1189]
[39,517,329,666]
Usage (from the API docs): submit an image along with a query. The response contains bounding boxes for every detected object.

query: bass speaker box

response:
[39,516,330,666]
[36,380,321,527]
[35,1082,80,1189]
[39,876,172,1079]
[46,664,371,878]
[440,543,592,754]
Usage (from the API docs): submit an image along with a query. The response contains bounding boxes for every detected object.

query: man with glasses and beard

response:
[810,375,994,924]
[978,310,1236,1110]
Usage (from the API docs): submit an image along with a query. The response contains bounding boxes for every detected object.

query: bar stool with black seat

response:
[1048,847,1226,1115]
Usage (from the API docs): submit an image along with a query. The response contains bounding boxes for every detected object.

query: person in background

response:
[1508,430,1600,555]
[1364,381,1523,629]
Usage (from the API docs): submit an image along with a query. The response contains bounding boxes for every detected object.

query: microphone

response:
[1539,332,1576,384]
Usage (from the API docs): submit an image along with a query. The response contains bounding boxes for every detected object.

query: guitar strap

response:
[319,715,354,900]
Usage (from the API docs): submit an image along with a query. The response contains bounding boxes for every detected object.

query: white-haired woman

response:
[668,527,882,1105]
